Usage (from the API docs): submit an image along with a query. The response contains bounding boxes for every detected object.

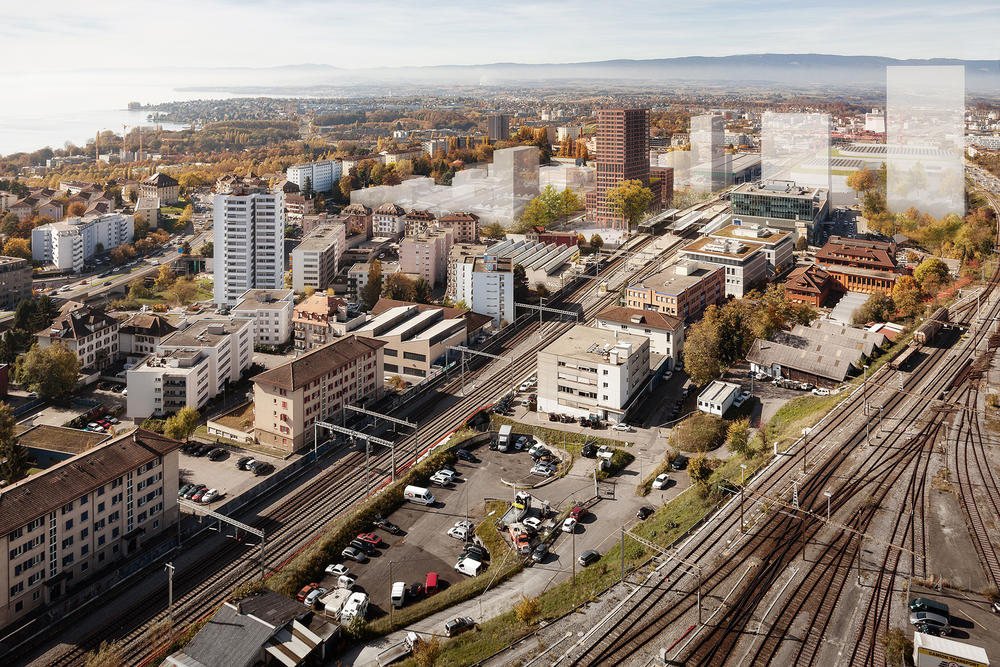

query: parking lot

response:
[176,442,293,509]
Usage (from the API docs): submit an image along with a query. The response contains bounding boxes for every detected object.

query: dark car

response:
[236,456,254,470]
[250,461,273,476]
[184,484,206,500]
[196,444,214,456]
[561,414,575,423]
[463,544,489,561]
[531,543,549,563]
[350,538,376,555]
[444,616,477,637]
[178,483,195,497]
[637,506,654,520]
[578,550,600,566]
[581,443,596,458]
[408,583,425,599]
[341,546,368,563]
[548,413,560,422]
[671,455,689,471]
[208,448,227,461]
[373,514,402,535]
[456,449,477,463]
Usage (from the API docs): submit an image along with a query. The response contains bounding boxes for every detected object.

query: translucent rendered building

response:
[690,114,728,193]
[886,66,965,218]
[762,112,832,193]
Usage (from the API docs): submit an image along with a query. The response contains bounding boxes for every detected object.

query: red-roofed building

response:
[784,264,842,307]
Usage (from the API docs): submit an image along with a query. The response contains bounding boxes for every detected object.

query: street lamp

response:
[739,464,747,533]
[824,491,832,522]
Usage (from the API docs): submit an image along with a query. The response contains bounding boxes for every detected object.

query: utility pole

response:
[572,528,576,586]
[389,561,393,627]
[165,562,175,626]
[740,464,747,533]
[824,491,832,522]
[621,525,625,584]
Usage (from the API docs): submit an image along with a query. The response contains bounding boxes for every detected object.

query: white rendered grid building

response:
[761,112,832,194]
[286,159,343,193]
[213,185,286,307]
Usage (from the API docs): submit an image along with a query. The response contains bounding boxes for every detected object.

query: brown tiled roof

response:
[119,313,177,338]
[438,212,479,224]
[343,204,372,216]
[41,302,118,339]
[144,172,179,187]
[595,305,684,332]
[293,294,347,319]
[251,335,384,390]
[374,203,405,216]
[404,209,435,222]
[814,236,895,271]
[784,265,832,295]
[0,429,182,536]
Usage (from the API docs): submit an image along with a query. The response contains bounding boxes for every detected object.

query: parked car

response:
[523,517,542,531]
[350,538,376,555]
[562,517,577,533]
[612,422,632,432]
[671,455,689,471]
[530,463,555,477]
[812,387,831,396]
[909,611,950,635]
[341,546,368,563]
[637,506,654,520]
[200,488,220,503]
[578,550,600,566]
[909,598,949,616]
[408,583,425,600]
[514,436,527,451]
[454,556,483,577]
[250,461,273,476]
[581,443,596,458]
[652,473,670,490]
[373,514,402,534]
[548,413,560,422]
[236,456,254,470]
[178,483,195,497]
[303,587,327,608]
[208,448,227,461]
[456,449,478,463]
[430,471,453,487]
[296,582,319,601]
[325,563,350,577]
[463,544,489,561]
[356,533,384,548]
[570,506,586,521]
[184,485,206,500]
[444,616,477,637]
[448,525,472,541]
[597,446,614,461]
[531,543,549,563]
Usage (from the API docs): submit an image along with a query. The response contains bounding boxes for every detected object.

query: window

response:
[80,545,89,557]
[112,527,119,538]
[64,519,73,531]
[98,502,105,514]
[80,511,88,522]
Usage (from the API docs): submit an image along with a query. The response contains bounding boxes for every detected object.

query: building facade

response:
[590,108,650,229]
[399,227,453,288]
[437,212,480,244]
[286,159,343,194]
[212,179,286,307]
[292,294,365,353]
[454,254,514,325]
[0,257,31,309]
[252,336,385,452]
[232,289,295,346]
[118,313,177,359]
[32,214,135,273]
[487,114,510,141]
[291,223,345,293]
[784,264,841,307]
[595,306,685,369]
[679,236,768,298]
[372,203,406,238]
[403,209,436,237]
[140,172,179,205]
[37,302,119,371]
[625,261,725,321]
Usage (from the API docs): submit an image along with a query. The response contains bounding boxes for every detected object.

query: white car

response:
[523,516,542,531]
[448,525,472,540]
[325,563,350,577]
[562,517,577,533]
[812,387,831,396]
[597,446,614,461]
[436,468,457,482]
[200,488,220,503]
[530,463,555,477]
[652,473,670,490]
[303,587,327,607]
[664,370,673,379]
[519,381,532,392]
[514,436,527,451]
[612,423,631,432]
[430,472,453,486]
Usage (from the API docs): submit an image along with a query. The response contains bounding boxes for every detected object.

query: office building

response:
[32,214,135,273]
[252,335,385,452]
[589,108,650,229]
[679,236,768,298]
[232,289,295,346]
[372,203,406,238]
[454,254,514,325]
[595,306,685,369]
[536,325,651,422]
[813,236,900,294]
[286,159,343,194]
[127,319,254,420]
[487,114,510,141]
[761,112,832,193]
[291,223,345,293]
[0,429,181,628]
[292,294,365,353]
[36,301,119,371]
[0,257,31,309]
[213,178,286,307]
[729,180,829,242]
[783,265,841,307]
[625,261,724,321]
[690,114,728,193]
[886,66,965,218]
[708,223,794,275]
[557,125,582,142]
[399,227,453,288]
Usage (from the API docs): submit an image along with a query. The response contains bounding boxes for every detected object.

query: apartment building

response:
[454,254,514,325]
[118,313,177,359]
[292,294,365,353]
[342,203,372,238]
[784,265,841,307]
[291,223,345,293]
[589,108,650,229]
[0,429,181,628]
[403,209,436,237]
[399,226,453,288]
[678,236,768,298]
[212,178,286,307]
[536,325,651,422]
[625,261,724,321]
[347,261,399,301]
[32,214,135,273]
[487,113,510,141]
[0,256,32,309]
[140,172,179,204]
[437,212,480,244]
[709,223,794,274]
[37,302,119,371]
[232,289,294,346]
[252,335,385,452]
[286,159,343,194]
[446,243,488,300]
[595,306,685,369]
[372,203,406,238]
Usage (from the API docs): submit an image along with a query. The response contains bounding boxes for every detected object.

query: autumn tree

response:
[891,275,924,318]
[0,212,19,236]
[2,238,31,260]
[15,344,81,400]
[590,234,604,251]
[726,418,754,459]
[163,406,200,441]
[913,257,950,291]
[382,273,415,301]
[133,215,150,240]
[605,179,654,234]
[360,259,383,309]
[167,276,199,305]
[413,277,432,304]
[154,265,176,291]
[67,201,87,217]
[683,313,723,386]
[481,222,506,240]
[852,291,896,325]
[847,167,878,193]
[688,455,714,494]
[199,241,213,257]
[0,402,29,483]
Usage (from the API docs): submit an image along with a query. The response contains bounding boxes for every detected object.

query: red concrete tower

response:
[591,108,650,230]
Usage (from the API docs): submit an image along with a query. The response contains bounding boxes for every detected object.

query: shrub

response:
[413,637,442,667]
[880,626,912,667]
[669,412,727,453]
[514,595,540,624]
[596,448,634,480]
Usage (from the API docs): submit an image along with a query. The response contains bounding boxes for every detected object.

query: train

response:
[892,306,950,371]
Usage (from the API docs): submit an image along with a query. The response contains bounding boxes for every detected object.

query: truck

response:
[513,491,531,521]
[318,588,353,618]
[498,425,512,452]
[913,632,989,667]
[377,631,421,667]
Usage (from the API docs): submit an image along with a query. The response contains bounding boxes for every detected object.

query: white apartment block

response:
[31,214,134,272]
[286,159,342,194]
[536,325,651,422]
[399,227,452,288]
[213,181,286,307]
[292,223,345,293]
[454,254,514,325]
[594,306,685,370]
[0,429,180,628]
[126,319,253,420]
[232,289,294,346]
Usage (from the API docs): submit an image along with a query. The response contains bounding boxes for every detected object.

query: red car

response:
[356,532,384,547]
[570,506,586,521]
[296,582,319,601]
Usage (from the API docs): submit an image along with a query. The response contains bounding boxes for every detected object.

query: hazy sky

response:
[4,0,998,72]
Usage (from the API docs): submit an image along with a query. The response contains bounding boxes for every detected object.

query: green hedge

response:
[596,448,634,480]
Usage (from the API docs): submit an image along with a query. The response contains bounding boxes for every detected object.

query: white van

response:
[340,591,369,623]
[403,485,435,505]
[391,581,406,608]
[455,556,483,577]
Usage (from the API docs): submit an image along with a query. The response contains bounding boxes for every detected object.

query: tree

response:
[199,241,213,257]
[558,188,583,217]
[590,234,604,251]
[513,264,528,302]
[913,257,950,291]
[605,179,654,234]
[181,241,191,256]
[535,282,550,298]
[794,236,808,251]
[67,201,87,217]
[303,286,316,299]
[0,402,28,483]
[688,455,714,494]
[726,418,754,459]
[847,167,878,193]
[2,238,30,260]
[154,265,176,291]
[133,215,149,241]
[880,627,912,667]
[382,273,415,301]
[412,637,441,667]
[163,406,200,441]
[684,314,723,385]
[0,212,19,236]
[852,291,895,325]
[302,176,313,198]
[167,276,199,305]
[514,595,540,623]
[129,279,153,301]
[360,259,383,309]
[891,275,924,318]
[481,222,506,240]
[16,344,81,400]
[576,233,587,247]
[413,277,432,304]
